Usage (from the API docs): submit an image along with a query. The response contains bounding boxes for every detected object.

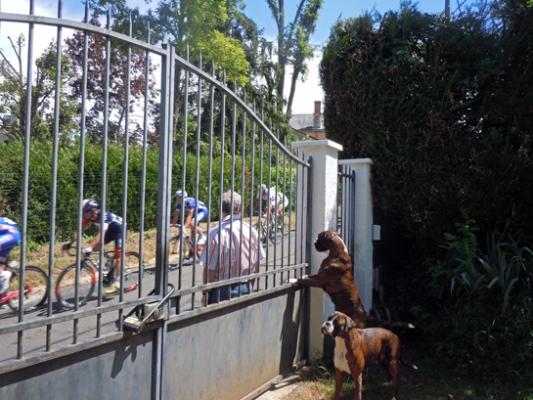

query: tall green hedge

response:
[320,1,533,382]
[321,2,533,301]
[0,139,294,243]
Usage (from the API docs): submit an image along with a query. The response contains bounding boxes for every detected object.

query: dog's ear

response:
[345,315,356,330]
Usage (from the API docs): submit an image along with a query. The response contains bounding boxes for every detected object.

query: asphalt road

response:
[0,230,300,363]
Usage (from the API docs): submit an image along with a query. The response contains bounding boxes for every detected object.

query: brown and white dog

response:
[321,311,417,400]
[293,230,414,330]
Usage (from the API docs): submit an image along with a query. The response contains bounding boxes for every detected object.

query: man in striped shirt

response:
[201,191,265,305]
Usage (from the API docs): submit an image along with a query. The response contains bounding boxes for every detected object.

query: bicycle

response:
[55,245,142,309]
[168,224,205,267]
[254,213,287,245]
[0,260,48,312]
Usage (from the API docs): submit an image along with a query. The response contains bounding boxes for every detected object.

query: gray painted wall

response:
[0,333,154,400]
[0,288,305,400]
[164,289,304,400]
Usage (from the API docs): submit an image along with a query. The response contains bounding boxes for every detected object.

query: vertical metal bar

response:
[288,158,293,272]
[216,71,227,303]
[238,90,246,295]
[345,169,350,253]
[177,45,190,311]
[257,105,264,291]
[299,161,305,267]
[351,170,356,261]
[96,10,112,337]
[227,82,237,300]
[347,168,352,254]
[248,99,256,290]
[46,0,63,351]
[138,22,151,298]
[158,45,175,400]
[152,43,173,400]
[73,1,90,345]
[281,137,286,281]
[305,158,313,266]
[273,123,279,287]
[343,167,347,243]
[341,168,344,240]
[293,158,298,269]
[166,51,175,284]
[117,14,133,332]
[265,118,272,289]
[191,54,203,309]
[18,0,36,358]
[204,62,215,301]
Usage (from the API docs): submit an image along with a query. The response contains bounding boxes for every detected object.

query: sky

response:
[0,0,467,114]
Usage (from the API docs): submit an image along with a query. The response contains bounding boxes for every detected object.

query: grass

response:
[282,341,533,400]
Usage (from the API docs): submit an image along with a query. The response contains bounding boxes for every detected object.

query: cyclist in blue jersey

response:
[170,190,208,259]
[62,199,125,293]
[0,217,21,298]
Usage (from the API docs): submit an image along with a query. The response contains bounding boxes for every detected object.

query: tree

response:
[264,0,323,115]
[0,35,77,141]
[64,18,157,144]
[320,0,533,310]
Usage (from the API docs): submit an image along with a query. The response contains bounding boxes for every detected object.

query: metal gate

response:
[337,166,356,260]
[0,2,311,399]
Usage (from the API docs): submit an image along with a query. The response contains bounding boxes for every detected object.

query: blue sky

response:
[243,0,455,45]
[41,1,465,45]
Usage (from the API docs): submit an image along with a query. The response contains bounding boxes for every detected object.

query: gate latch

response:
[120,284,175,334]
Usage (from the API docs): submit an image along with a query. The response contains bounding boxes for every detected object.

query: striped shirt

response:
[201,214,265,280]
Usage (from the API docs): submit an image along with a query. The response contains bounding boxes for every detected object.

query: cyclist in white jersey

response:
[258,184,288,224]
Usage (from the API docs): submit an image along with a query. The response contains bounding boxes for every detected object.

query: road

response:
[0,231,301,363]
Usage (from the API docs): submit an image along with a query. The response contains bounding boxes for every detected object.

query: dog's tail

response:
[363,316,416,330]
[400,357,418,370]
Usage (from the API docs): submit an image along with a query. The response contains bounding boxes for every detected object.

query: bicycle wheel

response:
[7,265,48,312]
[55,263,96,309]
[122,252,141,293]
[253,221,268,244]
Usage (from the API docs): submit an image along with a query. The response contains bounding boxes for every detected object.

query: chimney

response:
[313,101,321,129]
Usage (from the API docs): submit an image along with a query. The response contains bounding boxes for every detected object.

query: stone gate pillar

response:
[292,139,342,357]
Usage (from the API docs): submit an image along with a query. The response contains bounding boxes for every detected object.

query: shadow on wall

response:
[279,289,300,373]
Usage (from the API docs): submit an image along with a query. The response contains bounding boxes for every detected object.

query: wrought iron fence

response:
[338,166,356,259]
[0,0,310,368]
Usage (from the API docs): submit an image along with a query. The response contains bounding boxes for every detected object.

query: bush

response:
[0,138,295,243]
[421,223,533,382]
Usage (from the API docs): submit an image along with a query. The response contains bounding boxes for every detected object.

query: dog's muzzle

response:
[321,320,334,336]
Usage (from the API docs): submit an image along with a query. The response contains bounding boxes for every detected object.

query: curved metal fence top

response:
[0,10,309,167]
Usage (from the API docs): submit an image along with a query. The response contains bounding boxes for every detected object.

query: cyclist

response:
[0,217,21,299]
[258,184,288,225]
[62,199,124,294]
[170,190,208,259]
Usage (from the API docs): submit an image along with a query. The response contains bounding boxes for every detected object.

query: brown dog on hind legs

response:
[292,230,415,330]
[321,311,418,400]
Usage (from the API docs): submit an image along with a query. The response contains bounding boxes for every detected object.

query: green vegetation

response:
[0,139,295,243]
[320,0,533,388]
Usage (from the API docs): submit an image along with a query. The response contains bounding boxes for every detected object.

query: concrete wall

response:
[0,333,154,400]
[0,288,304,400]
[164,289,304,400]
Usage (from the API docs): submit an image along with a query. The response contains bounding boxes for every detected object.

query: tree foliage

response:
[321,0,533,381]
[0,36,78,141]
[64,18,157,143]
